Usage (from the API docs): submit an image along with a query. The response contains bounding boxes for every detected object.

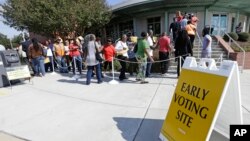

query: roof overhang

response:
[111,0,250,15]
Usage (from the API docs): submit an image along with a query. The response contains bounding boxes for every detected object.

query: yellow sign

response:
[6,65,31,80]
[161,68,227,141]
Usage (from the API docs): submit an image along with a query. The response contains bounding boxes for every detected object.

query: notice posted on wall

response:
[6,65,31,80]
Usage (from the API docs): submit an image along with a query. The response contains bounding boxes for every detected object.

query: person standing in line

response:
[136,32,154,84]
[64,40,71,71]
[156,32,171,76]
[96,37,104,78]
[21,34,34,74]
[103,38,116,73]
[180,14,188,30]
[53,38,68,73]
[186,20,196,49]
[115,34,129,81]
[28,38,46,77]
[69,38,82,75]
[201,27,212,58]
[175,30,193,77]
[21,34,32,63]
[146,30,155,78]
[127,36,137,76]
[169,17,181,43]
[44,40,53,72]
[84,34,103,85]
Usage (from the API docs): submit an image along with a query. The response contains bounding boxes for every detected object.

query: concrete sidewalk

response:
[0,70,249,141]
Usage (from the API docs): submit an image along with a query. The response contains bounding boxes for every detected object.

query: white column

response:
[246,16,250,33]
[164,11,169,34]
[234,11,240,32]
[204,7,209,26]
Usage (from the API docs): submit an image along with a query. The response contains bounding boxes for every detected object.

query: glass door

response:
[211,14,228,36]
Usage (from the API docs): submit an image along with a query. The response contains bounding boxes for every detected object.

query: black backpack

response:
[133,43,138,53]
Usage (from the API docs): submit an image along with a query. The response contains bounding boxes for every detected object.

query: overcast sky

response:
[0,0,123,39]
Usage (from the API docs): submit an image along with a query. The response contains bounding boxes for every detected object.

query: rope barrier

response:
[113,54,190,64]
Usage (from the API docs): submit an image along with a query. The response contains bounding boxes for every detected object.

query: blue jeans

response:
[86,63,102,84]
[72,55,82,74]
[146,57,152,77]
[56,56,68,73]
[32,56,45,76]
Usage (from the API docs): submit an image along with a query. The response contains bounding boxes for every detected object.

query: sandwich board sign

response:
[159,57,243,141]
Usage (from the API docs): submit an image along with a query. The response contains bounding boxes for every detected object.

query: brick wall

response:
[230,52,250,69]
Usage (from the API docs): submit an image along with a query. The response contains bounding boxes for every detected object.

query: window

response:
[147,17,161,35]
[119,20,133,37]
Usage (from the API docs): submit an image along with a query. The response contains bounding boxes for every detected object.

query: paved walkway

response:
[0,70,249,141]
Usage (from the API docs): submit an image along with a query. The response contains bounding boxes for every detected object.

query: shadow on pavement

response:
[113,117,164,141]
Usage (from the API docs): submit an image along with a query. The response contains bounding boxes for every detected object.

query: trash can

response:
[0,50,22,87]
[0,50,21,67]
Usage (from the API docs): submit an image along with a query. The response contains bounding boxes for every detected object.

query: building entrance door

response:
[211,14,227,36]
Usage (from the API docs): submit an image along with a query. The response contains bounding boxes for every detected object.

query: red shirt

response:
[158,36,171,52]
[69,43,81,57]
[103,44,115,62]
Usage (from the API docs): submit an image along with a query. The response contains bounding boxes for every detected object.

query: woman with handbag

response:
[115,34,129,81]
[84,34,103,85]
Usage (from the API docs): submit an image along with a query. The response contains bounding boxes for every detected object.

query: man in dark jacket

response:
[175,30,193,77]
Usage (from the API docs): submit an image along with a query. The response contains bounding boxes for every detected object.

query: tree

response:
[0,33,10,49]
[1,0,111,38]
[11,33,23,48]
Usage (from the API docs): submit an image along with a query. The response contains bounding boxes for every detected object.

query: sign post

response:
[159,57,242,141]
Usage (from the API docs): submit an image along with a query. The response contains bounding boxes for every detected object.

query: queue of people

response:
[18,14,212,84]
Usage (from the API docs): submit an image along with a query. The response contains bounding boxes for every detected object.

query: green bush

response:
[223,32,238,41]
[113,60,122,71]
[238,32,250,42]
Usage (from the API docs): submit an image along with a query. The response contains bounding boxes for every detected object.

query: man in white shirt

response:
[115,34,129,80]
[146,30,154,77]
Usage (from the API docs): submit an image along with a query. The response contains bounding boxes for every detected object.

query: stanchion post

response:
[51,56,56,75]
[109,57,119,84]
[179,56,182,75]
[73,56,77,75]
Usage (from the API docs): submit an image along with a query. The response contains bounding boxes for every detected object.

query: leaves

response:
[1,0,111,38]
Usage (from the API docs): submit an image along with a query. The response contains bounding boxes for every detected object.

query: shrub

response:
[238,32,250,42]
[223,32,238,41]
[113,60,122,71]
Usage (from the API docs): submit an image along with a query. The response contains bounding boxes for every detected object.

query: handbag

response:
[95,43,103,62]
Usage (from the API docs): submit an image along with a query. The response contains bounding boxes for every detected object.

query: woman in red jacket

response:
[103,38,116,72]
